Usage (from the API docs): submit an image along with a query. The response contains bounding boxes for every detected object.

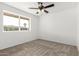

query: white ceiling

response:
[4,2,77,16]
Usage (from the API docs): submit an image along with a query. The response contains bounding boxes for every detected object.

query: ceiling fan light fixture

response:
[29,2,54,15]
[41,9,44,12]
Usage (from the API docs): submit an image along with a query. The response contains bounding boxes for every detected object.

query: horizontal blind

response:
[3,12,19,18]
[3,12,29,20]
[20,16,29,20]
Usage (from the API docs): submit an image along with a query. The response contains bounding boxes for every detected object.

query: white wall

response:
[0,3,39,50]
[38,7,77,46]
[77,3,79,51]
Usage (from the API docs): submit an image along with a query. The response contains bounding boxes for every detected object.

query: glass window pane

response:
[20,19,29,31]
[3,15,19,31]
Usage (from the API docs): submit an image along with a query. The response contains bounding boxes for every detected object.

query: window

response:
[3,10,30,32]
[3,12,19,31]
[20,16,29,31]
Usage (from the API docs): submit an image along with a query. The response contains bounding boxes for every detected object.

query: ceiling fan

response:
[29,2,54,14]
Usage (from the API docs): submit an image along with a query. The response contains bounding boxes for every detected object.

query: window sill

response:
[3,30,30,32]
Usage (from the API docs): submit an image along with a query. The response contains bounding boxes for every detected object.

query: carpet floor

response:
[0,39,78,56]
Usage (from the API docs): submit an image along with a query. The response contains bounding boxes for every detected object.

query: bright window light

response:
[20,18,29,31]
[3,10,30,32]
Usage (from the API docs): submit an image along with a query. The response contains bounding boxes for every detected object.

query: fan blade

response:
[44,4,54,9]
[29,8,39,9]
[44,10,49,13]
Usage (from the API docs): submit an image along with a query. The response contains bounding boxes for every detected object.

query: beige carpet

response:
[0,39,78,56]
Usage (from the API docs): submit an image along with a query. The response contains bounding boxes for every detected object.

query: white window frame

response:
[3,10,31,32]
